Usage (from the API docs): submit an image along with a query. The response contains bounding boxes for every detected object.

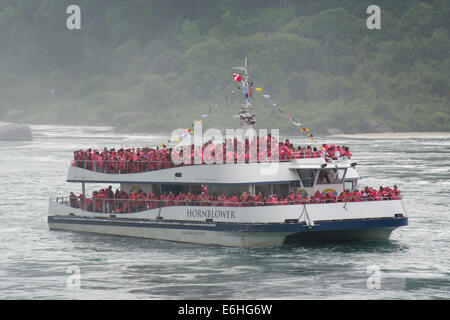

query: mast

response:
[233,57,255,132]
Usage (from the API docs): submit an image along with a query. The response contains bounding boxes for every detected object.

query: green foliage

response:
[0,0,449,134]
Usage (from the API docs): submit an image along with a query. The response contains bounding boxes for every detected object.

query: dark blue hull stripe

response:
[48,216,408,233]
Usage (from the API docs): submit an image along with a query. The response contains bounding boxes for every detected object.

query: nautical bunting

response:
[158,85,241,148]
[253,88,319,145]
[153,74,319,149]
[248,85,254,98]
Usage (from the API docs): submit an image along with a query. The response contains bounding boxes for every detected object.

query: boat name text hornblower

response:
[186,208,236,219]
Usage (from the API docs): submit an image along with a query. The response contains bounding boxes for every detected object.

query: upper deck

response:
[68,157,354,186]
[70,140,353,183]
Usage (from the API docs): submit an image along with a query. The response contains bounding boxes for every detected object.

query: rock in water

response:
[0,122,33,141]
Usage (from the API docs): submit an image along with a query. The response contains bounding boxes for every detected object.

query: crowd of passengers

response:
[68,185,400,214]
[72,137,352,174]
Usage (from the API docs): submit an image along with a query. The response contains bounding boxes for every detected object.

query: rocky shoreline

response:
[0,122,33,141]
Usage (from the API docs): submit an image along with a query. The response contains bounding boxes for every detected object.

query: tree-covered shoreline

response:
[0,0,448,134]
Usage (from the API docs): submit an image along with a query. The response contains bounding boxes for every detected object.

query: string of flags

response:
[152,86,240,149]
[151,70,319,149]
[254,86,319,145]
[232,71,319,146]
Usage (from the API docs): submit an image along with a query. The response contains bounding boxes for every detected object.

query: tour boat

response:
[47,59,408,247]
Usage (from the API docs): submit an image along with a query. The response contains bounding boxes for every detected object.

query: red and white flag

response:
[233,72,242,82]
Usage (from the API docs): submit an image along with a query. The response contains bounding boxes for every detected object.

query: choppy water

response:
[0,125,449,299]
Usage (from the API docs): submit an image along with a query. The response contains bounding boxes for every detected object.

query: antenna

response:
[232,57,248,80]
[233,57,255,131]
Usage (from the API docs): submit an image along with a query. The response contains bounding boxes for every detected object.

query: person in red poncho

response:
[69,192,78,208]
[228,194,239,207]
[392,185,401,199]
[239,192,250,207]
[270,194,279,205]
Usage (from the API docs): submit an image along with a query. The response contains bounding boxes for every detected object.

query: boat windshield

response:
[297,169,317,188]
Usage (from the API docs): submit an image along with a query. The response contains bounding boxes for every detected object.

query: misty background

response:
[0,0,449,134]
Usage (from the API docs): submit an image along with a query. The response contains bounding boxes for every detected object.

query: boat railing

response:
[70,157,319,174]
[70,149,354,175]
[51,195,402,214]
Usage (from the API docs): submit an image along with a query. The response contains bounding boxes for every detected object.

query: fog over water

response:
[0,125,449,299]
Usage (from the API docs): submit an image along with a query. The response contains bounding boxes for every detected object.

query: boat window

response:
[208,184,249,194]
[290,181,300,187]
[161,184,184,193]
[317,169,346,184]
[273,184,289,196]
[255,184,271,196]
[297,169,317,188]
